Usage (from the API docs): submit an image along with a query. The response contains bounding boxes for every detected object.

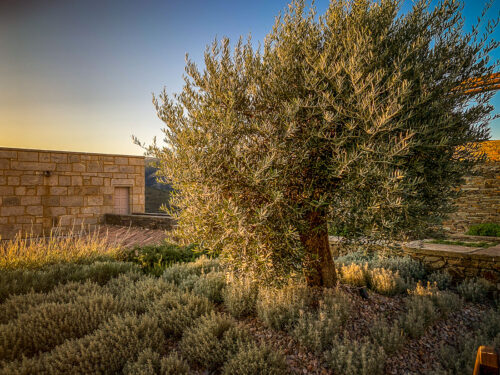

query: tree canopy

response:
[146,0,498,286]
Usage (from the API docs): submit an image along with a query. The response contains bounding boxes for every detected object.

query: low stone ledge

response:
[104,213,176,231]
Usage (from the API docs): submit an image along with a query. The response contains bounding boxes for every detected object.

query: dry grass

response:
[0,226,122,270]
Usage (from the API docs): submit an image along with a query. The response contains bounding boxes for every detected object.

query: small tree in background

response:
[145,0,498,286]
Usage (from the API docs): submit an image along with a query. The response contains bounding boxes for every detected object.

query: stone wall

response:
[104,213,176,230]
[0,147,145,239]
[397,245,500,287]
[443,141,500,233]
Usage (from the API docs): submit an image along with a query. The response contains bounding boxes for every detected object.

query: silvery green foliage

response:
[457,277,492,302]
[123,349,190,375]
[162,256,221,285]
[427,270,453,290]
[1,313,166,375]
[324,335,386,375]
[291,289,351,353]
[370,317,405,354]
[221,343,289,375]
[0,261,139,302]
[146,0,498,279]
[222,274,259,318]
[179,312,253,371]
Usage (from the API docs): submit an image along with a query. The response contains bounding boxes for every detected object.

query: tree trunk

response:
[299,210,337,287]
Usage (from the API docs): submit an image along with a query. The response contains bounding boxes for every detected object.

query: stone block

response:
[3,196,20,206]
[39,153,51,162]
[59,176,71,186]
[69,154,80,162]
[60,196,84,206]
[71,176,83,186]
[51,153,67,163]
[26,206,43,216]
[128,158,144,166]
[114,157,129,165]
[1,206,25,216]
[18,151,38,161]
[21,175,42,185]
[72,163,86,172]
[0,150,17,158]
[104,165,119,173]
[87,161,102,172]
[7,176,19,185]
[46,206,67,216]
[91,177,103,185]
[119,165,135,173]
[0,159,10,169]
[0,186,14,195]
[87,196,103,206]
[20,196,41,205]
[50,187,68,195]
[15,187,26,195]
[42,196,60,206]
[56,163,71,172]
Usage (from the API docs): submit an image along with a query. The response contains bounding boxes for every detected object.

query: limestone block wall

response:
[442,142,500,233]
[0,147,145,239]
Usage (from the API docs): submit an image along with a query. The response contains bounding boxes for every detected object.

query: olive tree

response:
[146,0,498,286]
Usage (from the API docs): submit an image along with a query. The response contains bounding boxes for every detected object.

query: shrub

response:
[339,263,369,287]
[179,312,252,371]
[324,335,386,375]
[435,331,487,374]
[369,318,405,354]
[368,268,405,295]
[256,283,311,330]
[192,272,226,303]
[427,270,453,290]
[162,256,220,285]
[457,278,492,303]
[120,242,203,275]
[0,293,122,361]
[152,291,214,338]
[291,290,351,353]
[223,274,259,317]
[336,251,374,265]
[1,313,165,375]
[373,256,427,282]
[0,261,139,302]
[466,223,500,237]
[0,227,122,270]
[0,280,103,324]
[221,344,289,375]
[159,353,191,375]
[400,295,438,338]
[123,349,190,375]
[116,276,178,314]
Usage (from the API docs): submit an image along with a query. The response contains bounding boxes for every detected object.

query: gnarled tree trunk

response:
[299,210,337,287]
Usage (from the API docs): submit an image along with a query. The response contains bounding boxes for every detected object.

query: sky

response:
[0,0,499,155]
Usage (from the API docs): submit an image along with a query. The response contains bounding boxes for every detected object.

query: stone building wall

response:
[443,141,500,233]
[0,147,145,239]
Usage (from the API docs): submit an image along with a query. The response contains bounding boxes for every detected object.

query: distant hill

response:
[145,159,173,213]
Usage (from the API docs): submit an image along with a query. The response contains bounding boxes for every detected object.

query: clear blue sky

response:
[1,0,498,155]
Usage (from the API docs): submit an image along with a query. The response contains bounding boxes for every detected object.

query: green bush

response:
[162,256,220,285]
[120,242,203,275]
[400,295,438,339]
[0,261,139,302]
[192,272,226,303]
[291,290,351,353]
[223,274,259,318]
[1,313,165,375]
[179,312,252,371]
[324,335,386,375]
[466,223,500,237]
[221,344,289,375]
[152,290,214,338]
[0,280,103,324]
[373,256,427,282]
[256,283,311,330]
[457,278,492,303]
[0,293,122,361]
[427,270,453,290]
[123,349,190,375]
[369,318,405,354]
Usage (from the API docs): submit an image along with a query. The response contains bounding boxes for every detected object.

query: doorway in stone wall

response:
[114,187,130,215]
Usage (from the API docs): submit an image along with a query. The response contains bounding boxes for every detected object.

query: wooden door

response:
[114,187,130,215]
